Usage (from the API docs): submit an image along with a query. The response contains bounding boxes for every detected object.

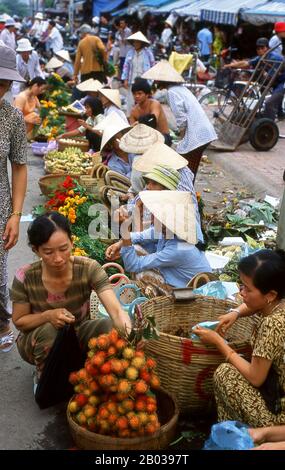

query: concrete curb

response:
[208,148,284,199]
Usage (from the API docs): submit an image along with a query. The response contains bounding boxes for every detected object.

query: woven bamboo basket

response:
[67,388,178,450]
[38,173,80,196]
[79,175,105,196]
[58,138,89,152]
[141,295,254,413]
[91,151,102,166]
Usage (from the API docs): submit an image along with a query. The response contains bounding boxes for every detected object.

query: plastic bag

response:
[204,420,254,450]
[35,324,84,409]
[192,281,239,300]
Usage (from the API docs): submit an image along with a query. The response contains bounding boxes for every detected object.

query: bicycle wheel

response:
[199,90,237,122]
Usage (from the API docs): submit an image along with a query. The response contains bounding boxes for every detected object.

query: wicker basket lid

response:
[119,124,164,154]
[133,142,188,172]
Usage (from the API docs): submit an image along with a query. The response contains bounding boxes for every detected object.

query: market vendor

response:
[130,142,204,244]
[142,61,217,181]
[99,112,133,177]
[98,88,129,123]
[57,97,104,151]
[106,191,211,288]
[14,76,47,140]
[11,212,132,394]
[194,249,285,428]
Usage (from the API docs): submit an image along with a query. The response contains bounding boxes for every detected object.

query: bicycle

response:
[198,68,265,126]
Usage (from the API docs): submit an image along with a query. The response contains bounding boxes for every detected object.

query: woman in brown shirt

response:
[11,212,131,379]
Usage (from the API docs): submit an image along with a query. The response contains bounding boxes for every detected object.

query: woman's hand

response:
[3,215,20,250]
[192,326,222,346]
[77,119,88,128]
[105,241,123,261]
[216,311,238,335]
[251,442,285,450]
[47,308,75,329]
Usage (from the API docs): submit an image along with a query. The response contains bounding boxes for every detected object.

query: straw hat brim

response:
[99,89,121,109]
[143,172,178,191]
[76,79,103,92]
[139,190,197,245]
[46,57,63,70]
[119,125,164,154]
[133,142,187,172]
[127,31,150,45]
[100,113,131,151]
[142,60,185,83]
[55,50,72,63]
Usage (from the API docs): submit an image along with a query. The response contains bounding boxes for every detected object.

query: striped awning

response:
[241,0,285,25]
[201,0,267,25]
[174,0,213,20]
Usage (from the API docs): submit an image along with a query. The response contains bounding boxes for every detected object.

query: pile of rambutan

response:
[68,329,161,438]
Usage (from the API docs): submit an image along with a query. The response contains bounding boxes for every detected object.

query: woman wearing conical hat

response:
[99,112,133,178]
[121,31,155,116]
[106,190,211,288]
[142,61,217,181]
[98,87,128,123]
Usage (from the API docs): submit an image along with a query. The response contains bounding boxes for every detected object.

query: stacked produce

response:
[68,329,161,437]
[44,148,93,174]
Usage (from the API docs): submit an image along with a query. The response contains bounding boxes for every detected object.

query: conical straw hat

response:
[139,191,197,245]
[119,124,164,154]
[93,111,123,132]
[142,60,185,83]
[100,112,131,151]
[55,49,72,63]
[76,78,103,92]
[99,88,121,108]
[133,142,187,172]
[127,31,150,45]
[45,56,63,70]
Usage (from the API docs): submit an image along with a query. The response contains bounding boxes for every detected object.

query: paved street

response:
[0,128,284,449]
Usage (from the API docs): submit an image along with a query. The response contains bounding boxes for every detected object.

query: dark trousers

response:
[85,129,102,152]
[264,89,285,120]
[182,144,208,183]
[81,71,107,84]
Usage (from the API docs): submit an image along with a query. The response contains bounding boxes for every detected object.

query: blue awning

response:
[92,0,126,16]
[153,0,195,13]
[174,0,214,20]
[201,0,266,25]
[141,0,172,5]
[241,0,285,25]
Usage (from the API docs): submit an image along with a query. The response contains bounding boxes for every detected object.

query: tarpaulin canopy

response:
[153,0,195,13]
[241,0,285,25]
[174,0,214,20]
[92,0,126,16]
[201,0,266,25]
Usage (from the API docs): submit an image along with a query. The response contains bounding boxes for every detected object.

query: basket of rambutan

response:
[141,295,254,413]
[66,329,179,450]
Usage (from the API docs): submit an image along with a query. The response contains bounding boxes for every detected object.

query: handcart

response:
[210,48,283,152]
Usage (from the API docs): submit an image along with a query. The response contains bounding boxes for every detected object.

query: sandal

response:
[0,329,14,353]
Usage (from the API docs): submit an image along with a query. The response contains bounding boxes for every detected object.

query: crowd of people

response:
[0,9,285,450]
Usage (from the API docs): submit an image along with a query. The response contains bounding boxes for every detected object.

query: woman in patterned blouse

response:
[0,45,27,353]
[194,249,285,427]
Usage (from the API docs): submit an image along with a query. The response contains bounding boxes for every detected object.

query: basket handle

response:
[128,296,148,318]
[116,283,142,308]
[91,163,109,178]
[102,262,125,274]
[108,273,130,288]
